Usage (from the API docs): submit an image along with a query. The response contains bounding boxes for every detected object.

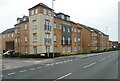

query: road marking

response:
[60,61,63,64]
[84,62,96,68]
[51,63,54,65]
[75,59,78,60]
[37,67,42,69]
[20,70,27,73]
[70,60,73,61]
[55,73,72,81]
[8,72,16,75]
[99,58,106,61]
[30,68,35,70]
[64,61,67,63]
[67,60,70,62]
[55,62,59,64]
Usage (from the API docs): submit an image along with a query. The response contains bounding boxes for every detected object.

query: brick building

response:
[0,3,112,55]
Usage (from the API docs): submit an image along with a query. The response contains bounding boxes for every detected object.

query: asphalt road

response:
[1,51,118,81]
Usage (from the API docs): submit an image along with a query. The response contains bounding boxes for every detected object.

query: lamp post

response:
[52,0,55,58]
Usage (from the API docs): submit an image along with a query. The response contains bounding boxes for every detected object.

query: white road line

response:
[55,73,72,81]
[60,61,63,64]
[55,62,59,64]
[8,72,16,75]
[37,67,42,69]
[67,60,70,62]
[0,75,3,77]
[64,61,67,63]
[99,58,106,61]
[30,68,35,70]
[20,70,27,73]
[70,60,73,61]
[84,62,96,68]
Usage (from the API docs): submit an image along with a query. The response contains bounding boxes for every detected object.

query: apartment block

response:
[0,3,112,55]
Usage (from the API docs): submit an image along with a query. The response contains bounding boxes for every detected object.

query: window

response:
[54,23,56,28]
[15,38,17,43]
[2,35,5,38]
[54,47,57,52]
[63,26,65,31]
[25,35,28,42]
[17,20,20,24]
[78,29,80,33]
[33,20,37,28]
[92,33,97,36]
[11,33,14,37]
[74,28,76,32]
[78,46,80,51]
[35,9,38,14]
[43,9,47,14]
[25,47,28,53]
[24,24,27,30]
[8,34,10,37]
[68,27,70,32]
[62,36,65,44]
[78,38,80,43]
[74,38,76,43]
[31,10,34,15]
[15,29,17,33]
[17,29,20,33]
[45,34,50,44]
[68,37,71,44]
[74,46,76,51]
[33,33,37,42]
[60,25,62,29]
[46,46,50,52]
[18,37,20,43]
[33,46,37,54]
[68,47,71,52]
[18,47,20,52]
[66,17,70,21]
[54,35,56,42]
[92,40,97,44]
[61,15,64,19]
[44,21,51,31]
[48,10,51,16]
[62,47,65,53]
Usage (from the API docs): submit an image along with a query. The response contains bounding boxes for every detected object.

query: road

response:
[1,51,119,81]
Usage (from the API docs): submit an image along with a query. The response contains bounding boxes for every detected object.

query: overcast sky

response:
[0,0,119,41]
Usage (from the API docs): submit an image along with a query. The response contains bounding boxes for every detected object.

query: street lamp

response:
[52,0,55,58]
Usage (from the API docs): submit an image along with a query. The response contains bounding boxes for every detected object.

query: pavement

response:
[1,51,118,80]
[1,51,117,70]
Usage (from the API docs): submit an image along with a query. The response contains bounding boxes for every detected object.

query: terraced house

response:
[0,3,112,55]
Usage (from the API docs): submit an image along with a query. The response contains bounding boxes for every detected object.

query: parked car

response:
[3,50,15,57]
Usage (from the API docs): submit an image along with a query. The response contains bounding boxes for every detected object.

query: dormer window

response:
[61,15,64,19]
[23,17,26,21]
[48,10,51,16]
[35,9,38,14]
[66,17,70,21]
[31,10,34,15]
[17,19,20,24]
[43,9,47,14]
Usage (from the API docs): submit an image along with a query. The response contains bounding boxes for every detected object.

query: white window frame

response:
[48,10,51,16]
[33,33,37,42]
[68,37,70,44]
[25,47,28,53]
[74,28,76,32]
[25,35,28,42]
[33,46,37,54]
[35,8,38,14]
[68,27,70,32]
[68,47,71,52]
[33,20,37,28]
[54,35,57,42]
[62,47,65,53]
[63,26,65,31]
[31,10,34,15]
[74,38,76,43]
[43,9,47,14]
[24,24,27,30]
[74,46,76,51]
[62,36,65,44]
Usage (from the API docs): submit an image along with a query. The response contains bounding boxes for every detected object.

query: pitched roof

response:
[28,3,52,10]
[2,28,14,34]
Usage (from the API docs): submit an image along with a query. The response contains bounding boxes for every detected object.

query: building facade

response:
[0,3,112,55]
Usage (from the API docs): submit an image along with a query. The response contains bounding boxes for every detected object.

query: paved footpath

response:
[1,51,117,70]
